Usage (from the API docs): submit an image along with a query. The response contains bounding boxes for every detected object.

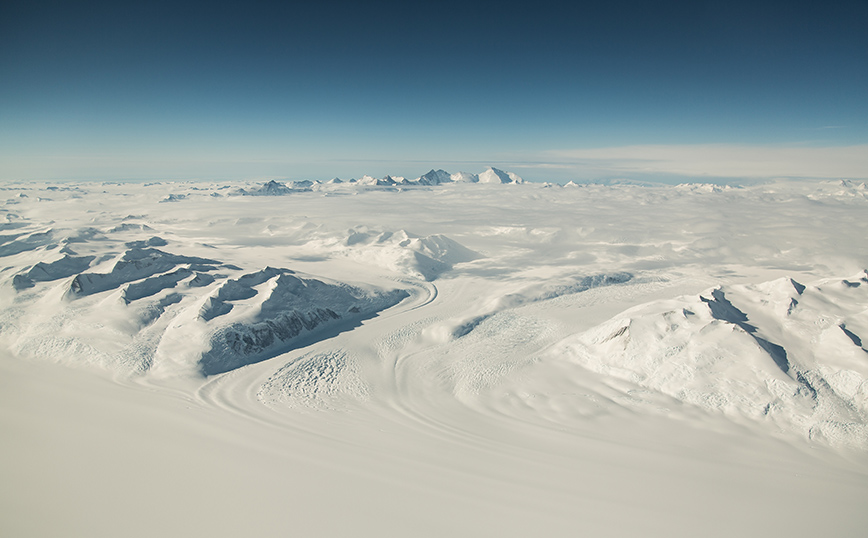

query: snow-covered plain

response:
[2,173,868,536]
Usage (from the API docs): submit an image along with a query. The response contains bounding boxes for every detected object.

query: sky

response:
[1,0,866,183]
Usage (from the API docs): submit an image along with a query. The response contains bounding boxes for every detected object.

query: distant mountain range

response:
[238,167,523,194]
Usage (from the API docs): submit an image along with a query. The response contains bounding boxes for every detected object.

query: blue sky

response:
[1,0,866,182]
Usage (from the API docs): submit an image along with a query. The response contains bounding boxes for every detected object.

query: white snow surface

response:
[1,177,868,537]
[450,170,479,182]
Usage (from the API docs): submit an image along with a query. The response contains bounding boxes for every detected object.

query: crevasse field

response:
[2,171,867,537]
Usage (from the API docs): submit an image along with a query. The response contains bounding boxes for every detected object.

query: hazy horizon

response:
[2,0,866,183]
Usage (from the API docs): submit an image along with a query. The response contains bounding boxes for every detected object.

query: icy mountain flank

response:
[418,169,452,185]
[549,273,868,448]
[196,268,408,375]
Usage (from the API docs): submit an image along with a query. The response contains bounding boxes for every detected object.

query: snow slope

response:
[540,274,868,448]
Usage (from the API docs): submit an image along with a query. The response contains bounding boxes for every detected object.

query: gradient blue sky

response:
[2,0,866,182]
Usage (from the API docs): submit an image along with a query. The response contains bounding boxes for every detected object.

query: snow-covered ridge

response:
[547,273,868,448]
[320,227,481,281]
[68,247,221,297]
[198,267,409,375]
[1,238,411,377]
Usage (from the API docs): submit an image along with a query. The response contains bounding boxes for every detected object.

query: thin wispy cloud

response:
[542,144,868,181]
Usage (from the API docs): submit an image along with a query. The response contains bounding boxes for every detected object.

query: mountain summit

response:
[478,167,523,184]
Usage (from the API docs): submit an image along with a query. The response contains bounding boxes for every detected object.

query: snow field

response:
[2,176,868,537]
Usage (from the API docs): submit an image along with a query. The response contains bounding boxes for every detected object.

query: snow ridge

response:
[552,273,868,448]
[68,248,220,297]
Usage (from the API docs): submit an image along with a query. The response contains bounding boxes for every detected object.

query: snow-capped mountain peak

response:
[478,167,522,184]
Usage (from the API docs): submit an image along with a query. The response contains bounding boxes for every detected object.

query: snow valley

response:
[2,172,868,537]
